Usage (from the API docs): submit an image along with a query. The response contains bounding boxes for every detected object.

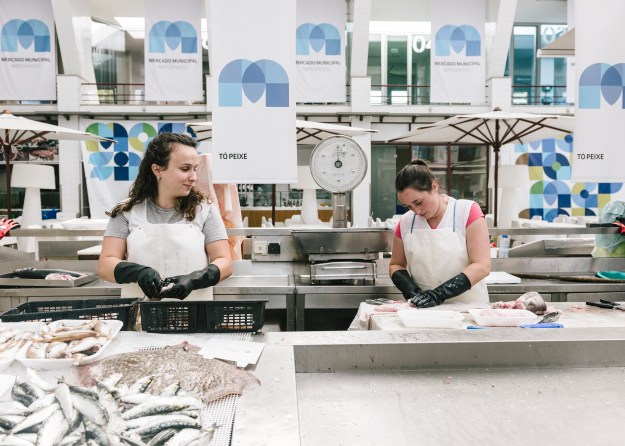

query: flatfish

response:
[78,342,260,403]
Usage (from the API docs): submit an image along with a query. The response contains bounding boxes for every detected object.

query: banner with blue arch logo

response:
[295,0,346,102]
[144,0,202,101]
[430,0,485,104]
[79,120,201,218]
[0,0,56,100]
[211,0,296,183]
[573,0,625,181]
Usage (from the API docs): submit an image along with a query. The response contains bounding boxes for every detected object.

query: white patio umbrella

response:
[187,119,377,143]
[388,109,574,226]
[0,111,114,217]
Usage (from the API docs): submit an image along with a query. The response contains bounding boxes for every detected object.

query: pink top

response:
[394,201,483,239]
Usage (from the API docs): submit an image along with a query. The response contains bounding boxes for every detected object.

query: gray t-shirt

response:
[104,199,228,245]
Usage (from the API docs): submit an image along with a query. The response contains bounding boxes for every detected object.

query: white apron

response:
[403,197,488,304]
[121,201,212,301]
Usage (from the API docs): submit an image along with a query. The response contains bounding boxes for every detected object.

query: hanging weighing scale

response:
[310,135,368,228]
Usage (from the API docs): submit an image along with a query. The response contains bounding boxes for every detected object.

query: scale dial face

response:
[310,136,368,193]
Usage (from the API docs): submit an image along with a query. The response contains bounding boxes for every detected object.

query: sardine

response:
[83,419,111,446]
[10,403,59,434]
[126,415,201,437]
[0,434,37,446]
[121,401,192,421]
[25,394,56,413]
[9,388,34,408]
[60,431,84,446]
[25,368,58,393]
[97,388,125,435]
[70,392,108,426]
[54,383,73,422]
[127,376,154,395]
[0,401,28,416]
[162,428,204,446]
[35,409,68,446]
[15,378,46,400]
[0,414,26,430]
[146,428,176,446]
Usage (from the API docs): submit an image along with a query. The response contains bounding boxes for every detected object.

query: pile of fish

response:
[79,342,261,404]
[0,327,34,363]
[0,320,115,365]
[0,368,214,445]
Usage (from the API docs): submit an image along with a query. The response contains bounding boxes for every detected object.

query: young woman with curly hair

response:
[98,132,232,300]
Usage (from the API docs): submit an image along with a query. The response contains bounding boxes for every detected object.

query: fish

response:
[26,368,58,393]
[11,268,85,280]
[35,409,69,446]
[146,428,176,446]
[10,402,59,434]
[0,401,28,417]
[54,384,73,422]
[160,427,205,446]
[69,392,108,426]
[78,342,260,404]
[126,415,201,438]
[121,400,193,421]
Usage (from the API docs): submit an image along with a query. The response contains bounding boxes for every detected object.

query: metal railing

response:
[24,82,573,107]
[370,84,432,105]
[511,85,572,106]
[80,83,206,105]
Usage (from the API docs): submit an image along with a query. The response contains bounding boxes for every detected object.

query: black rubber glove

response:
[160,264,221,299]
[410,272,472,308]
[113,262,162,298]
[391,269,422,300]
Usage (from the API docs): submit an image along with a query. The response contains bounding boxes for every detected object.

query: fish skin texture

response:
[77,343,260,403]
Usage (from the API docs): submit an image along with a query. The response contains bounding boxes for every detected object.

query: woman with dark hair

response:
[389,159,490,307]
[98,132,232,300]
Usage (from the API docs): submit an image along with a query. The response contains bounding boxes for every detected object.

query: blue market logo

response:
[435,24,480,57]
[296,23,341,56]
[1,19,50,52]
[579,63,625,109]
[84,122,196,181]
[148,20,197,53]
[218,59,289,107]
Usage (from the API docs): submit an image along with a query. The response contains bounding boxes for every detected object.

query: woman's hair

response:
[107,132,207,220]
[395,159,438,192]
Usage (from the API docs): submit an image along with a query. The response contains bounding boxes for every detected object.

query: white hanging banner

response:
[211,0,296,183]
[144,0,202,101]
[572,0,625,181]
[0,0,56,100]
[79,120,198,218]
[430,0,485,104]
[295,0,345,103]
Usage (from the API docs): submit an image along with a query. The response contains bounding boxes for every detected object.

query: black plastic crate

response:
[139,300,268,333]
[205,300,267,333]
[0,298,140,330]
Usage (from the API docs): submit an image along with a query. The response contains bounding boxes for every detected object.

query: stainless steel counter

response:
[236,317,625,445]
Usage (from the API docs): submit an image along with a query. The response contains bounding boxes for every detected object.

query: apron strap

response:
[410,197,457,233]
[452,199,457,232]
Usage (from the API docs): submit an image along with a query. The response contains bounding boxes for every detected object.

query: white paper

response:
[199,339,264,368]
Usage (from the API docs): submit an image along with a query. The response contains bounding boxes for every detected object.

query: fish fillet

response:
[77,343,260,403]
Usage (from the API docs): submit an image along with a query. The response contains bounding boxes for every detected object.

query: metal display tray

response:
[0,272,99,288]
